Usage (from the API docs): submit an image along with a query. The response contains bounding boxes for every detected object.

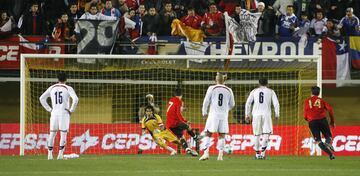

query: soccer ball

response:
[224,144,233,154]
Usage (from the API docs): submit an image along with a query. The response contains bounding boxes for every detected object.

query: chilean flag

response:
[322,37,351,87]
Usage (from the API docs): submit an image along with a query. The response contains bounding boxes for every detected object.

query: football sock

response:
[166,146,176,153]
[261,134,270,151]
[203,136,210,155]
[254,135,260,152]
[318,142,332,156]
[217,138,225,152]
[180,138,189,150]
[48,131,56,151]
[59,131,67,150]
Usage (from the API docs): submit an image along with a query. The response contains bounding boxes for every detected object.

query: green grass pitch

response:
[0,155,359,176]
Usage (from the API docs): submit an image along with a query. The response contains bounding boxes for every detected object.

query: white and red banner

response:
[0,123,359,156]
[0,35,65,70]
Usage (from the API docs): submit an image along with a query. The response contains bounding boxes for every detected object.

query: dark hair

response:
[209,3,217,7]
[287,5,294,8]
[90,3,98,9]
[259,78,268,86]
[145,105,154,112]
[174,88,182,96]
[58,72,67,82]
[187,7,194,11]
[311,86,320,96]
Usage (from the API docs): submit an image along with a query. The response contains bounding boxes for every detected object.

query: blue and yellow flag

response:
[350,36,360,69]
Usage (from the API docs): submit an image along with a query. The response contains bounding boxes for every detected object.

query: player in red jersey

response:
[166,88,198,156]
[304,86,335,160]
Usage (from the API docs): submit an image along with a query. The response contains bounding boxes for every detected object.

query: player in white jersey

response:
[39,73,79,160]
[199,73,235,161]
[245,78,279,159]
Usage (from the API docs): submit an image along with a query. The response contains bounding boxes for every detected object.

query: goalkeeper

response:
[141,105,196,156]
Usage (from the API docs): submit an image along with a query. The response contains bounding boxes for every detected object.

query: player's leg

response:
[309,120,333,159]
[47,115,58,160]
[319,119,335,159]
[57,114,70,160]
[216,118,228,161]
[252,115,263,159]
[154,132,177,155]
[199,117,217,160]
[261,115,273,159]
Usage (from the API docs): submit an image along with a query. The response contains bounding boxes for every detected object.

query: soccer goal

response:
[20,54,321,156]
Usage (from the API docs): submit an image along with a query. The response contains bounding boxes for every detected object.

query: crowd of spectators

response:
[0,0,359,42]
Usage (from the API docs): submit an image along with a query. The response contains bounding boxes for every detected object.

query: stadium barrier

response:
[1,123,359,156]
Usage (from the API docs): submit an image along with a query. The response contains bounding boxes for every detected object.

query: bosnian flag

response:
[322,37,351,87]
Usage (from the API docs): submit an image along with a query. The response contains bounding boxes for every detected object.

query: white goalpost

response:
[20,54,321,156]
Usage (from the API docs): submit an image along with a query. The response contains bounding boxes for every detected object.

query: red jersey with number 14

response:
[303,96,334,123]
[166,96,187,128]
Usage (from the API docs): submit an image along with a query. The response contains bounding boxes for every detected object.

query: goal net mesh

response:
[22,55,318,156]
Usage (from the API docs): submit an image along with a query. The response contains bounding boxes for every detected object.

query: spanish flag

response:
[171,19,205,42]
[350,36,360,69]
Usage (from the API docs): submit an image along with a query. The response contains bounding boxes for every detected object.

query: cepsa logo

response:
[301,135,360,155]
[0,133,48,149]
[0,45,62,61]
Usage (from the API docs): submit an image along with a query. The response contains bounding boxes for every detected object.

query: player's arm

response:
[272,90,280,119]
[323,100,335,128]
[141,116,147,134]
[228,88,235,110]
[245,90,254,121]
[202,87,212,117]
[39,87,52,112]
[155,115,165,131]
[68,87,79,113]
[303,99,309,121]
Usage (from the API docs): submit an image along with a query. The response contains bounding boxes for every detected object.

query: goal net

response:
[20,54,321,156]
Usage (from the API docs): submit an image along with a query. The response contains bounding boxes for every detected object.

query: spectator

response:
[180,8,202,29]
[159,2,177,36]
[272,0,294,16]
[183,0,208,16]
[79,3,117,20]
[278,5,298,37]
[201,3,224,36]
[0,11,15,35]
[324,19,341,40]
[137,4,147,18]
[231,4,247,23]
[85,0,104,12]
[328,0,341,20]
[293,12,310,38]
[255,2,276,37]
[125,0,139,11]
[68,3,82,22]
[43,0,67,32]
[118,0,129,15]
[52,12,76,42]
[142,7,160,36]
[172,1,186,19]
[124,8,141,39]
[144,0,163,12]
[218,0,238,16]
[20,2,48,35]
[309,0,330,19]
[310,10,327,37]
[338,7,360,36]
[102,0,121,18]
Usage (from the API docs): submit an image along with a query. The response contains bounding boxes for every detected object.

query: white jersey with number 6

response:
[39,83,79,116]
[245,86,280,117]
[245,86,280,135]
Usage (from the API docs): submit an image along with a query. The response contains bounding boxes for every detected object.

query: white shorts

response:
[50,114,70,131]
[252,115,273,136]
[204,115,229,134]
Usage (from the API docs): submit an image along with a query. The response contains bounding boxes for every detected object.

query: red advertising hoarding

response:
[0,123,359,156]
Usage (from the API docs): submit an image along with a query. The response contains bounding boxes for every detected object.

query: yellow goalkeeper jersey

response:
[141,114,163,133]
